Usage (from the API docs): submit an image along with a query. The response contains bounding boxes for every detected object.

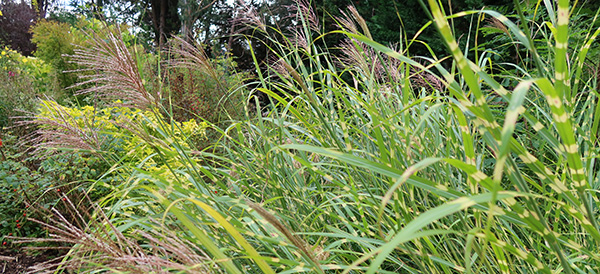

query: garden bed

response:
[0,248,59,273]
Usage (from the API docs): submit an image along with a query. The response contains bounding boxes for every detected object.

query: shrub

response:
[31,17,134,91]
[133,37,248,149]
[32,100,208,194]
[0,0,37,56]
[0,134,57,244]
[0,47,60,135]
[30,20,79,90]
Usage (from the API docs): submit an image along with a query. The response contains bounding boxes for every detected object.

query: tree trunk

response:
[159,0,166,49]
[149,0,181,49]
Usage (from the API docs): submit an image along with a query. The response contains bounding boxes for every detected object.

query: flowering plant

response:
[34,100,209,185]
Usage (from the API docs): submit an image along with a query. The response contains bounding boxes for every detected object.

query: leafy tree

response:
[34,0,58,18]
[0,0,37,56]
[31,17,134,90]
[147,0,182,48]
[315,0,514,58]
[78,0,181,49]
[31,19,79,89]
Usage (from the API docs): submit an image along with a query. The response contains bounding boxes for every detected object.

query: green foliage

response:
[35,100,209,186]
[164,51,247,149]
[31,19,79,89]
[0,47,60,133]
[31,17,134,91]
[13,1,600,273]
[0,134,56,243]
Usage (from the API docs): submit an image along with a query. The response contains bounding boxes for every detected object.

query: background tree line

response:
[2,0,600,71]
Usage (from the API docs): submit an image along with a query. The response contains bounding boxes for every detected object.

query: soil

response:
[0,248,59,274]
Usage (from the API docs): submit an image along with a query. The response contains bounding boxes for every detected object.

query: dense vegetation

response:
[2,0,600,273]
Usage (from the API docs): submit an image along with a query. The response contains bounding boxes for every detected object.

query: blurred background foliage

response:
[2,0,599,74]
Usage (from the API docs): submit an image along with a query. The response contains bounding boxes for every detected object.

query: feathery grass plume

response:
[167,36,228,95]
[337,38,405,83]
[335,8,359,35]
[13,196,213,274]
[270,56,292,79]
[334,7,407,85]
[21,100,103,155]
[285,0,321,50]
[408,59,444,91]
[336,5,372,40]
[69,30,157,110]
[485,17,510,35]
[232,0,266,32]
[295,0,320,33]
[291,28,310,51]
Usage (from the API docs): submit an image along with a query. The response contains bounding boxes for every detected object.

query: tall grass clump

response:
[20,0,600,273]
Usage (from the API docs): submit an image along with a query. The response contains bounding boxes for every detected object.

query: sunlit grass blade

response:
[348,192,523,274]
[150,189,243,274]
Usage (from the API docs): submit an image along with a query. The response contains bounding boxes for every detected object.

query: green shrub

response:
[0,134,57,244]
[34,100,209,192]
[0,47,60,134]
[136,38,248,149]
[31,20,79,89]
[31,17,134,91]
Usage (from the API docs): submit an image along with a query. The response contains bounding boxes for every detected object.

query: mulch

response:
[0,248,59,274]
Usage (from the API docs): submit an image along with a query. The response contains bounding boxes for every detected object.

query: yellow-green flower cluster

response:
[0,47,18,71]
[37,100,208,184]
[1,46,54,93]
